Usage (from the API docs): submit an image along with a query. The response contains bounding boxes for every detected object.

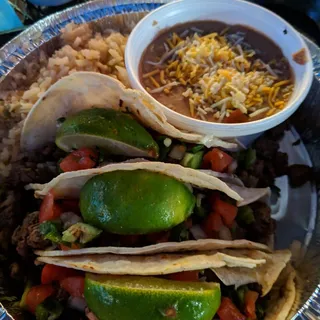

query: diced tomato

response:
[39,191,62,223]
[217,297,246,320]
[60,199,80,214]
[59,147,98,172]
[26,284,55,313]
[60,276,85,297]
[202,212,223,236]
[60,243,81,251]
[215,199,238,228]
[223,109,248,123]
[209,191,220,209]
[146,231,170,244]
[167,271,199,282]
[41,264,82,284]
[203,148,233,173]
[244,290,259,319]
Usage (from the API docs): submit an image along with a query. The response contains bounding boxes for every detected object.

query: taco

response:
[21,72,237,152]
[26,248,295,320]
[14,71,276,257]
[25,159,277,256]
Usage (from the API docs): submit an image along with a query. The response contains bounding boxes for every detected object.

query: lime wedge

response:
[55,108,159,158]
[80,170,195,235]
[85,274,221,320]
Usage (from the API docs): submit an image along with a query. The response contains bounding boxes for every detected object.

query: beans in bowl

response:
[139,21,294,123]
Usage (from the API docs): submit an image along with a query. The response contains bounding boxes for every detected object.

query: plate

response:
[0,1,319,319]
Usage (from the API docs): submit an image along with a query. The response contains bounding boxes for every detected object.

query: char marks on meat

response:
[12,211,50,257]
[9,143,65,187]
[288,164,313,188]
[248,202,276,243]
[237,124,290,188]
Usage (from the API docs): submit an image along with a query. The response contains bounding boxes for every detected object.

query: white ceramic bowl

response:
[125,0,313,138]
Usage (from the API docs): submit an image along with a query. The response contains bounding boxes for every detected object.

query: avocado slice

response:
[80,170,195,235]
[84,274,221,320]
[55,108,159,158]
[181,151,204,169]
[62,222,102,244]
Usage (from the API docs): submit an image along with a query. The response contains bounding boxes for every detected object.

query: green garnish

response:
[236,285,248,307]
[180,151,204,169]
[194,206,207,219]
[35,298,63,320]
[156,136,172,161]
[39,221,62,243]
[19,281,32,309]
[170,223,189,242]
[237,206,255,225]
[190,145,204,154]
[237,148,256,169]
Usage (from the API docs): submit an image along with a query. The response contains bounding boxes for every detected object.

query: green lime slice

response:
[80,170,195,235]
[55,108,159,158]
[85,274,221,320]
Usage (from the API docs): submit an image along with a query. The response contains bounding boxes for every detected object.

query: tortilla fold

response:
[35,238,271,257]
[21,72,237,151]
[27,161,242,202]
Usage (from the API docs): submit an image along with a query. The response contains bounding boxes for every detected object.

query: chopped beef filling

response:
[12,211,50,257]
[247,202,275,244]
[287,164,313,188]
[9,143,65,188]
[236,124,290,188]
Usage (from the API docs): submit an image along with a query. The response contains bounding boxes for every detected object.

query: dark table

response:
[1,0,320,47]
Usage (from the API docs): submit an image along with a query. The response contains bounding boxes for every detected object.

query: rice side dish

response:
[0,23,128,178]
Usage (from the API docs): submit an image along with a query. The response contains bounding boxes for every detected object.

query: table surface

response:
[1,0,320,47]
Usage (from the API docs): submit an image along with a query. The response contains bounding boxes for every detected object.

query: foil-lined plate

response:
[0,1,319,319]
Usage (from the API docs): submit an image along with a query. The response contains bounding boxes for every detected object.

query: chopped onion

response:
[190,225,207,240]
[227,160,238,174]
[219,225,232,241]
[68,296,87,312]
[163,138,172,147]
[168,145,187,160]
[196,193,205,207]
[61,212,82,229]
[199,169,244,187]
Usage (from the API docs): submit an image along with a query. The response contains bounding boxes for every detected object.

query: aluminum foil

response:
[0,1,319,319]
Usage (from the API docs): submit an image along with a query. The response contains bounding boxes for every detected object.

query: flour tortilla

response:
[265,264,297,320]
[27,161,242,202]
[36,249,267,275]
[37,249,296,319]
[211,249,292,296]
[95,160,268,207]
[21,72,237,151]
[198,169,271,206]
[35,238,271,257]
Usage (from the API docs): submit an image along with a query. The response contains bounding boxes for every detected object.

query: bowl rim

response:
[125,0,314,129]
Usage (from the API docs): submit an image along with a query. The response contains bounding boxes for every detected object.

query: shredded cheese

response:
[142,28,294,121]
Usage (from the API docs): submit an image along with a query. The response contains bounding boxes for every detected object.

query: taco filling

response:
[2,72,301,320]
[10,73,280,255]
[16,254,296,320]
